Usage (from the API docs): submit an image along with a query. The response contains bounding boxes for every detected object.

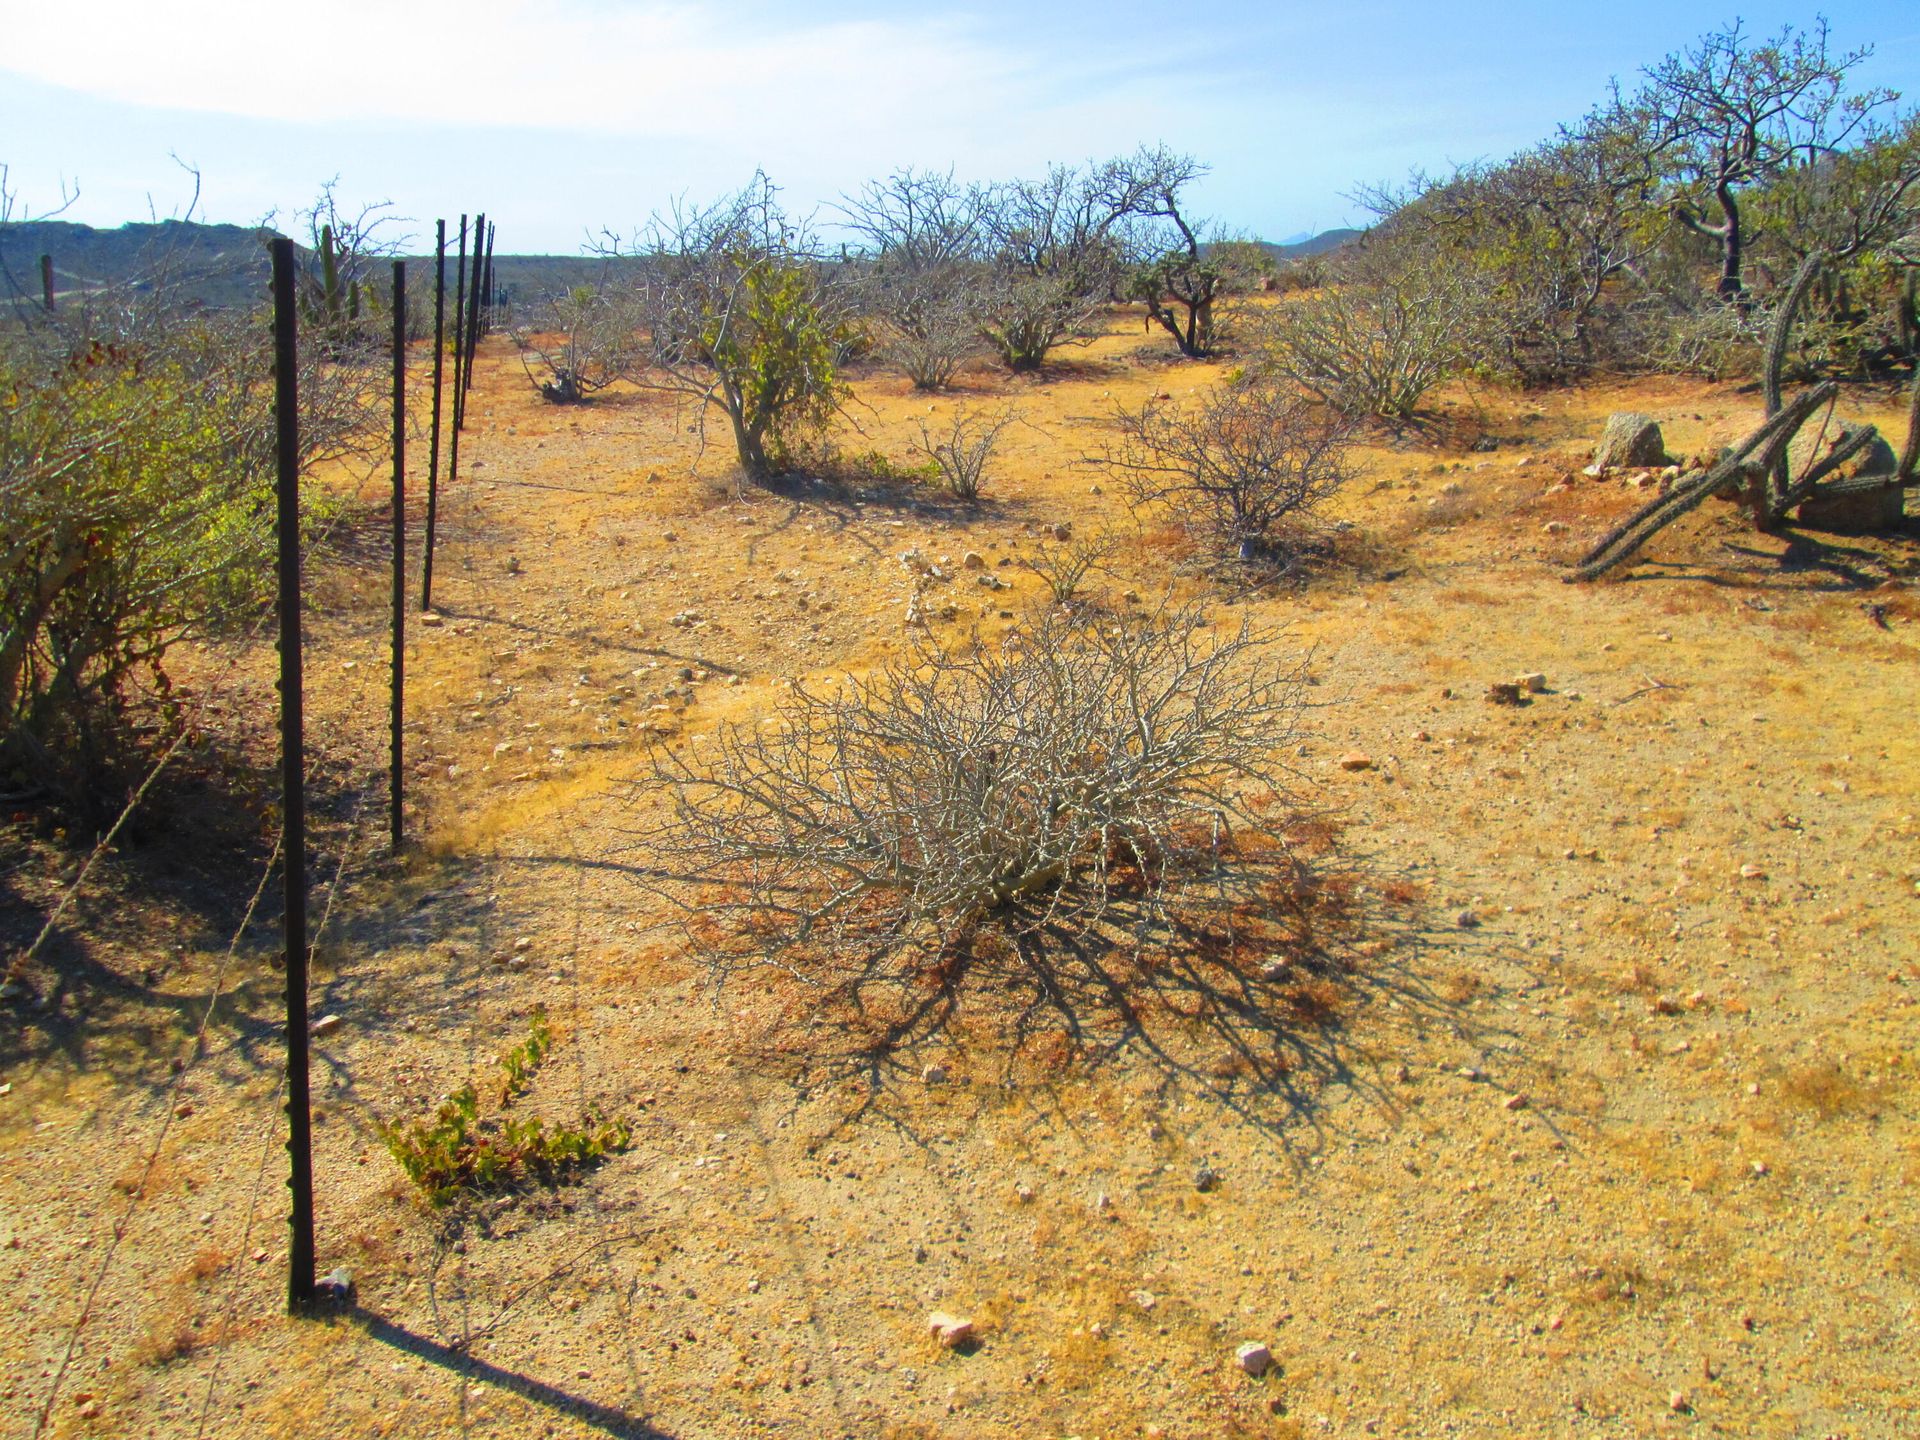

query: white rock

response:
[927,1312,975,1348]
[1235,1341,1273,1376]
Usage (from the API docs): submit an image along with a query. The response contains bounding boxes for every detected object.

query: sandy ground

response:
[2,318,1917,1440]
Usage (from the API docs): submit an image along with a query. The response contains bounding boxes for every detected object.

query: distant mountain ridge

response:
[0,218,282,308]
[3,219,1364,311]
[1256,228,1362,260]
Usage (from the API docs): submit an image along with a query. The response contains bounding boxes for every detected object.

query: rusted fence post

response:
[269,236,316,1316]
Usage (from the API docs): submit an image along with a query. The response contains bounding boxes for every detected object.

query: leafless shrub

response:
[1018,528,1118,603]
[1102,382,1358,564]
[911,403,1017,502]
[512,283,645,403]
[834,169,989,389]
[876,266,986,389]
[1252,259,1473,419]
[636,603,1311,989]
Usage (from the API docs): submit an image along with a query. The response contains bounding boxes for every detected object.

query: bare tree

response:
[972,154,1171,370]
[636,602,1312,988]
[1118,148,1267,358]
[1635,18,1893,301]
[1103,382,1357,563]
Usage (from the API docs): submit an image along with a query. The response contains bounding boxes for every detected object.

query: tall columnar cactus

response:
[319,224,343,328]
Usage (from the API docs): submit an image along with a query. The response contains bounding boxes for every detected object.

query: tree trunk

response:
[1716,184,1745,302]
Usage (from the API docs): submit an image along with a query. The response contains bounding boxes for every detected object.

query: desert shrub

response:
[833,169,989,389]
[381,1011,631,1206]
[513,283,644,403]
[1101,381,1357,564]
[639,603,1310,987]
[911,403,1017,501]
[0,292,380,791]
[1252,255,1473,418]
[1018,527,1117,603]
[616,174,853,482]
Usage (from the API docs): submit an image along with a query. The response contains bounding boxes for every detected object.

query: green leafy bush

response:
[381,1010,632,1206]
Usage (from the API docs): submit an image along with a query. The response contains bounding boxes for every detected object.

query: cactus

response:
[319,223,343,327]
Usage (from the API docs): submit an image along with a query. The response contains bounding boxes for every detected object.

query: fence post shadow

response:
[349,1306,676,1439]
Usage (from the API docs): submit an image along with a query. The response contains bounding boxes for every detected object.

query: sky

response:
[2,0,1917,254]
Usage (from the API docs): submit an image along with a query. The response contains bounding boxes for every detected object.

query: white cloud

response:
[4,0,1033,151]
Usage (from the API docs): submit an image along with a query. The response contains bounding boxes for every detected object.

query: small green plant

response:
[381,1010,631,1206]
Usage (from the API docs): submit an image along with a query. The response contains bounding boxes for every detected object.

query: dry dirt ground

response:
[3,317,1918,1440]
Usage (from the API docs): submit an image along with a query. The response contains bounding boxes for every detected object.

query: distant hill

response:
[0,218,281,308]
[4,219,1368,315]
[1257,228,1362,261]
[2,218,632,313]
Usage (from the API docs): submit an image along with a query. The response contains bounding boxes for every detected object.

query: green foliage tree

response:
[1632,18,1895,302]
[623,175,852,482]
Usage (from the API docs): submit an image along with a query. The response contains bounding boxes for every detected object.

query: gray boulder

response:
[1593,413,1671,469]
[1790,420,1903,532]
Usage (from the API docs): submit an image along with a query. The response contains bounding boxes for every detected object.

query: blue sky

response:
[2,1,1916,253]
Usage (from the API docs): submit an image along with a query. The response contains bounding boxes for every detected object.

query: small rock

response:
[310,1014,342,1037]
[1543,520,1569,535]
[928,1311,975,1348]
[1338,751,1374,772]
[1194,1163,1220,1193]
[419,612,444,628]
[1738,863,1766,880]
[1503,1094,1528,1111]
[1050,522,1073,542]
[1457,1067,1486,1082]
[1014,1182,1034,1203]
[1259,957,1291,981]
[962,551,985,570]
[1751,1160,1769,1177]
[317,1266,355,1303]
[921,1062,950,1085]
[1131,1289,1158,1311]
[1516,672,1547,693]
[513,936,533,952]
[662,530,678,542]
[1455,910,1480,929]
[1093,1191,1113,1214]
[1668,1390,1690,1414]
[1235,1341,1273,1376]
[1485,681,1525,706]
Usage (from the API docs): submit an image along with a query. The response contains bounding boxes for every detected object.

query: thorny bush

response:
[637,602,1314,990]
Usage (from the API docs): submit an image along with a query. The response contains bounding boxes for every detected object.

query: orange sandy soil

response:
[2,316,1917,1440]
